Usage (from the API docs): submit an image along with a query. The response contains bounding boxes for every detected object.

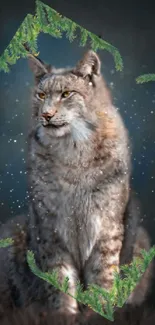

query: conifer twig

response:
[136,73,155,84]
[0,237,14,248]
[0,236,155,321]
[26,246,155,322]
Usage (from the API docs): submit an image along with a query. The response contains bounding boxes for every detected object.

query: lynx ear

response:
[75,50,101,78]
[28,54,51,80]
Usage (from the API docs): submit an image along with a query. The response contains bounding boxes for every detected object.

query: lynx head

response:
[28,51,111,144]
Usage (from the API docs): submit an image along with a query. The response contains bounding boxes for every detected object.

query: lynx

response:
[0,51,152,319]
[26,50,131,313]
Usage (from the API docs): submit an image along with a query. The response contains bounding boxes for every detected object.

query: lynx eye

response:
[61,91,72,99]
[37,92,46,100]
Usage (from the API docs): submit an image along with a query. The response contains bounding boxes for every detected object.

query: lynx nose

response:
[41,113,52,122]
[41,109,57,122]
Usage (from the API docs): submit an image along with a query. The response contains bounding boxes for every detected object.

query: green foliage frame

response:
[0,0,155,321]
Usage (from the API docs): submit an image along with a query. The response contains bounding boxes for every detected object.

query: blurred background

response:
[0,0,155,246]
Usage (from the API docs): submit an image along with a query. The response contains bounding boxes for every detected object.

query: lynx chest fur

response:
[29,133,129,268]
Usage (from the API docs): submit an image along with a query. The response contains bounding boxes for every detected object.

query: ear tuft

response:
[28,54,51,80]
[75,50,101,78]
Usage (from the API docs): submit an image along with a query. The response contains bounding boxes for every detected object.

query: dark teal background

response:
[0,1,155,306]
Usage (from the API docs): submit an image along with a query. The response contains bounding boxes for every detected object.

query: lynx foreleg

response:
[84,223,124,292]
[39,247,79,315]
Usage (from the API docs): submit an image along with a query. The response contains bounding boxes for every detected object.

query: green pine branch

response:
[27,246,155,322]
[38,1,123,71]
[0,235,155,321]
[0,237,14,248]
[0,13,40,73]
[0,0,123,73]
[136,73,155,84]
